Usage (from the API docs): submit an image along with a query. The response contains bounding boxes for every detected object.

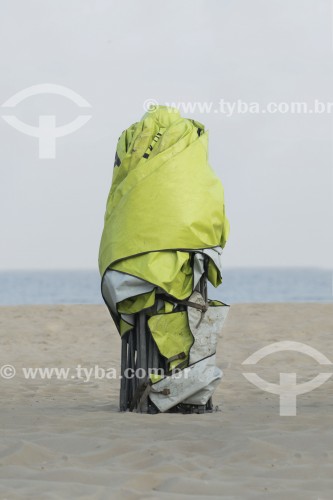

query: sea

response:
[0,268,331,305]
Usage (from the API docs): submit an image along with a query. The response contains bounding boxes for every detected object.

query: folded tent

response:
[99,105,230,413]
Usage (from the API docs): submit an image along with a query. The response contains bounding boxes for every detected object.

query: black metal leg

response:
[119,334,128,411]
[129,330,136,402]
[137,311,148,412]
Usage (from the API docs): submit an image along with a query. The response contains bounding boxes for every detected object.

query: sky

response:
[0,0,332,270]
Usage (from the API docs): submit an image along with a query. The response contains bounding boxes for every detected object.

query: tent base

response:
[121,395,215,415]
[167,399,214,414]
[119,270,217,414]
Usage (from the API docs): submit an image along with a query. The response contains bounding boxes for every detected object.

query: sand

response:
[0,303,332,500]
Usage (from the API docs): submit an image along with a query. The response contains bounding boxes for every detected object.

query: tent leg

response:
[119,334,128,411]
[137,311,148,412]
[126,331,133,409]
[129,330,136,403]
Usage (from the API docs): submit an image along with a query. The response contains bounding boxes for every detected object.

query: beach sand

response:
[0,304,332,499]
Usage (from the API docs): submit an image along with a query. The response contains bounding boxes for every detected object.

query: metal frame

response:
[119,257,213,413]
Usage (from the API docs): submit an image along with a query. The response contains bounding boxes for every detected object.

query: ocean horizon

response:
[0,267,331,305]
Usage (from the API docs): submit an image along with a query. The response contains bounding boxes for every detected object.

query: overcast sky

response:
[0,0,332,270]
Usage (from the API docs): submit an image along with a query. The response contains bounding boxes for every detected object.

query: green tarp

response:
[99,104,229,280]
[99,105,229,371]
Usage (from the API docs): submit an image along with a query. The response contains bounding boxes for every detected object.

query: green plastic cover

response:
[98,105,229,368]
[98,105,229,280]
